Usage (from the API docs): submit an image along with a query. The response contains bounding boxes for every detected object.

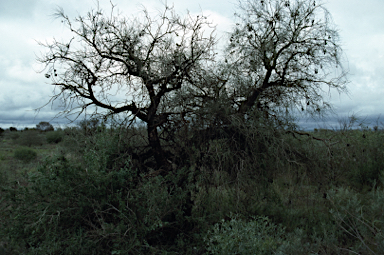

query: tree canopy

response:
[39,0,347,171]
[226,0,347,116]
[36,121,54,132]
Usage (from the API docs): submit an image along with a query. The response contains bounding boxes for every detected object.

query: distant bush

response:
[17,130,44,147]
[0,127,4,136]
[46,130,64,144]
[14,147,37,162]
[9,127,17,132]
[36,121,54,132]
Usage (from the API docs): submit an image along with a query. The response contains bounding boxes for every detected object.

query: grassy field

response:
[0,130,57,183]
[1,126,384,254]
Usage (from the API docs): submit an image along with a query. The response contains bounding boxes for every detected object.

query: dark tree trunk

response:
[147,122,171,172]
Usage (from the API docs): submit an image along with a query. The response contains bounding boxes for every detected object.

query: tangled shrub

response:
[204,214,305,254]
[13,147,37,162]
[328,187,384,254]
[46,130,64,144]
[2,151,195,254]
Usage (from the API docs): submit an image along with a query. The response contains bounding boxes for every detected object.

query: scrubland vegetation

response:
[1,118,384,254]
[1,0,382,253]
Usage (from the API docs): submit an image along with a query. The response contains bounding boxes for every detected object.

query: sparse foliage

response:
[225,0,347,117]
[17,2,357,252]
[38,0,348,171]
[39,3,216,170]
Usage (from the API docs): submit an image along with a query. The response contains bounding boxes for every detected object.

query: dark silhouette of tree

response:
[38,0,347,171]
[224,0,347,118]
[33,1,350,249]
[38,3,216,171]
[36,121,54,132]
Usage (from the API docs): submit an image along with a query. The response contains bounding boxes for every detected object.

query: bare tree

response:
[225,0,348,118]
[38,3,216,171]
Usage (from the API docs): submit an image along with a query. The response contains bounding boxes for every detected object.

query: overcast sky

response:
[0,0,383,129]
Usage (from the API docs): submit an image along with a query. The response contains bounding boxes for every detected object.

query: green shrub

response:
[2,137,197,254]
[204,214,306,254]
[46,130,64,144]
[36,121,54,132]
[328,187,384,254]
[16,131,44,147]
[13,147,37,162]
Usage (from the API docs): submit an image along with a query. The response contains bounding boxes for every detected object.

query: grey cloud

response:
[0,0,39,20]
[1,0,383,129]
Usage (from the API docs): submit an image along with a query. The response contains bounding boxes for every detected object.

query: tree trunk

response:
[147,122,171,172]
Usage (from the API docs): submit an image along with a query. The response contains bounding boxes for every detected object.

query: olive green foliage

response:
[2,129,197,254]
[3,121,384,254]
[45,130,64,144]
[13,147,37,163]
[204,214,306,254]
[36,121,54,132]
[78,118,101,135]
[309,127,384,190]
[16,130,45,147]
[1,0,384,251]
[328,187,384,254]
[183,114,384,254]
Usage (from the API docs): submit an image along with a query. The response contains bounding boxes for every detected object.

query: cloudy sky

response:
[0,0,383,129]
